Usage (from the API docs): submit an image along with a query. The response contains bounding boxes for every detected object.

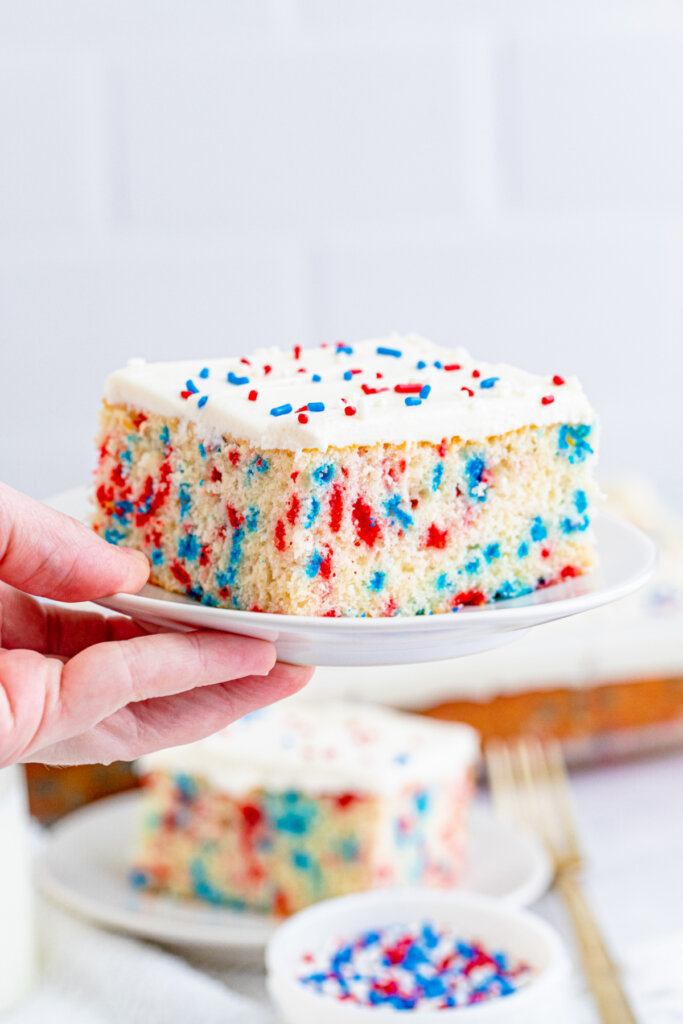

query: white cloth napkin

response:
[6,897,683,1024]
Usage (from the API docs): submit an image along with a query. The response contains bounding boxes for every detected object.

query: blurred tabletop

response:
[8,747,683,1024]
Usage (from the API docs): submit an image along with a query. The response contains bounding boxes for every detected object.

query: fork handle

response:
[557,872,639,1024]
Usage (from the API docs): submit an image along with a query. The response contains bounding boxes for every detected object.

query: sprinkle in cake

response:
[93,334,598,616]
[132,702,479,915]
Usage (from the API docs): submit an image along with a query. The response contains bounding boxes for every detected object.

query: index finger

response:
[0,482,149,601]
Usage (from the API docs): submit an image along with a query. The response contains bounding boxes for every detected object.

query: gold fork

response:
[485,737,638,1024]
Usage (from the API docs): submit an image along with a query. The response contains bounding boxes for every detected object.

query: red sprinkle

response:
[425,524,448,549]
[293,345,301,359]
[453,589,486,607]
[248,389,258,401]
[240,358,251,366]
[180,390,192,400]
[394,384,423,394]
[362,383,389,395]
[344,406,357,416]
[329,485,344,533]
[298,413,309,423]
[472,369,481,379]
[263,364,272,375]
[552,375,565,386]
[443,364,461,371]
[561,565,581,579]
[274,520,286,551]
[286,494,300,525]
[461,386,474,397]
[541,395,555,405]
[352,496,381,547]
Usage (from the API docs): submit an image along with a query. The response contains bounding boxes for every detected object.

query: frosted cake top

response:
[105,334,595,450]
[139,701,479,797]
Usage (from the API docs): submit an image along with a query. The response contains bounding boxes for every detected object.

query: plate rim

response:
[36,790,552,951]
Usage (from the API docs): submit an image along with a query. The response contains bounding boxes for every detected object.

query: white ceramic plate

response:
[36,791,552,953]
[49,487,656,666]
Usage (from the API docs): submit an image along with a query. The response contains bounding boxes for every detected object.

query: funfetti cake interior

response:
[93,334,598,617]
[132,701,479,914]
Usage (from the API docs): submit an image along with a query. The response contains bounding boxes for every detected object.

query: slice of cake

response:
[132,701,479,914]
[93,334,598,616]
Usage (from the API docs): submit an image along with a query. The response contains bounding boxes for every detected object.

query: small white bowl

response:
[266,889,571,1023]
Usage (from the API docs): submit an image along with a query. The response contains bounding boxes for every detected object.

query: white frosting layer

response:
[105,335,594,450]
[139,701,479,797]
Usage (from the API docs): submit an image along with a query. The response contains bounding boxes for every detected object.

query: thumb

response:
[0,482,149,601]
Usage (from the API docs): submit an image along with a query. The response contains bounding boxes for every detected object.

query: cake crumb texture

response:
[93,403,597,616]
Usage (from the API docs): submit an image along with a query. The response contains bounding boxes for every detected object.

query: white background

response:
[0,1,682,509]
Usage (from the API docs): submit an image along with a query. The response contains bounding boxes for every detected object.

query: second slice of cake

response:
[93,334,598,616]
[132,701,479,914]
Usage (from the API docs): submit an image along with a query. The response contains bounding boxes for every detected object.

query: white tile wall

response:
[0,1,682,512]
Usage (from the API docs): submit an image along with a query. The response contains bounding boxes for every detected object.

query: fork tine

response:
[485,741,518,825]
[543,739,582,863]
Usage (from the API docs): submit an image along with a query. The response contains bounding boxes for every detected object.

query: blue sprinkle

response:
[270,403,293,417]
[419,384,431,399]
[416,360,427,369]
[562,514,590,534]
[336,344,353,355]
[305,496,321,528]
[405,396,422,406]
[311,373,321,382]
[198,442,206,457]
[245,507,259,532]
[151,548,164,565]
[368,570,385,592]
[484,542,500,563]
[227,371,250,386]
[377,346,402,358]
[129,870,148,889]
[178,534,199,561]
[432,463,444,491]
[185,379,199,394]
[312,463,335,485]
[465,557,480,573]
[105,528,126,545]
[199,367,209,379]
[575,489,588,513]
[308,402,325,412]
[530,516,548,542]
[197,395,208,408]
[306,551,323,578]
[343,370,353,381]
[436,572,450,591]
[179,482,191,519]
[225,527,244,585]
[159,425,170,445]
[292,850,311,871]
[517,541,529,558]
[248,455,269,476]
[414,790,430,814]
[480,377,499,389]
[433,360,442,369]
[383,495,413,529]
[465,456,487,501]
[558,424,593,463]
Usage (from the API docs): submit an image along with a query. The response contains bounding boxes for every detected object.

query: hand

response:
[0,483,312,767]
